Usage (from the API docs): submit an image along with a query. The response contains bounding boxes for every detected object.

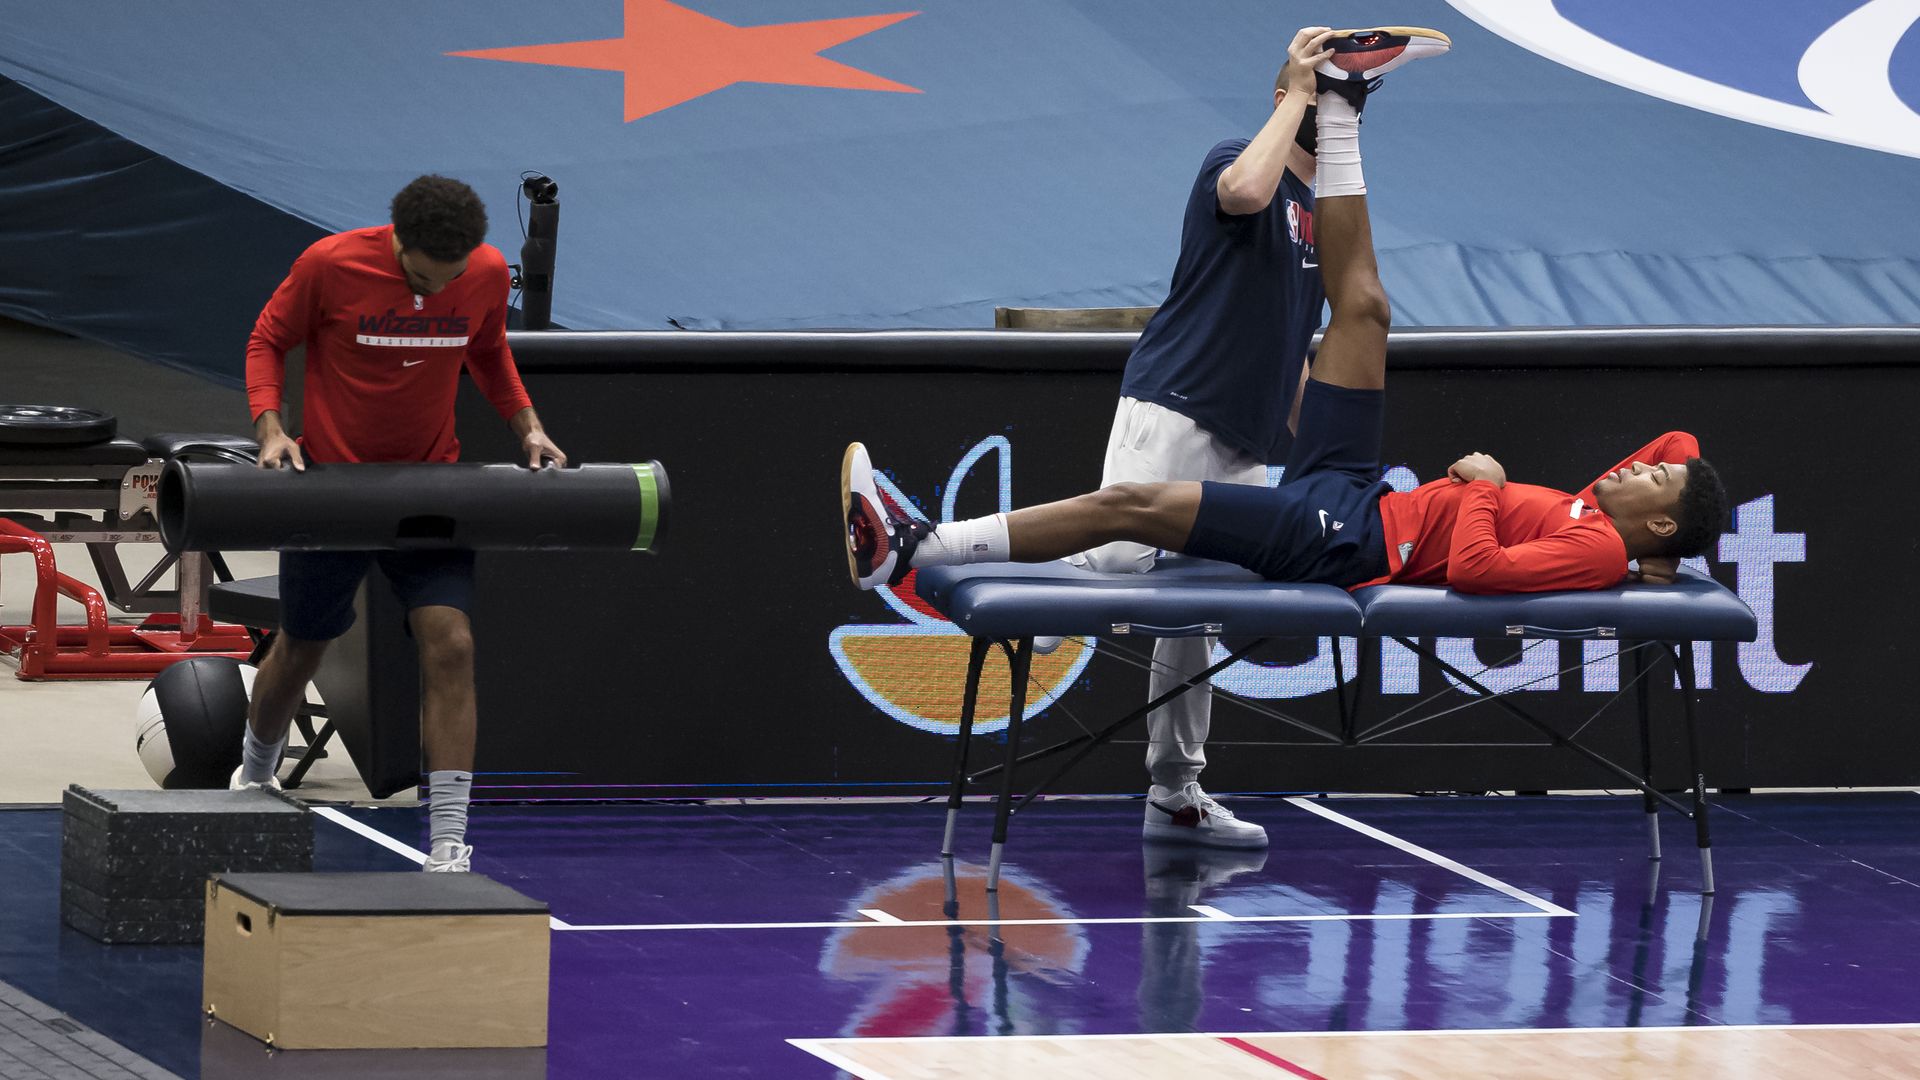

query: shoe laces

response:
[1185,784,1238,821]
[876,488,929,533]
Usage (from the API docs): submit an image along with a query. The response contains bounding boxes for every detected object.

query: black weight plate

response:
[0,404,117,446]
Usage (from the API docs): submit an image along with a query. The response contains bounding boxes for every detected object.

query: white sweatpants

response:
[1069,397,1267,788]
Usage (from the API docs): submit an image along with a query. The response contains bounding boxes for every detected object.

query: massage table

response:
[916,559,1759,894]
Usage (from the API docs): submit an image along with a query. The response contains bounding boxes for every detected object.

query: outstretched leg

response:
[1005,482,1201,561]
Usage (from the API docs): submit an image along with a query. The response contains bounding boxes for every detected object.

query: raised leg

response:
[1303,189,1390,392]
[986,637,1034,892]
[942,636,993,857]
[248,633,329,744]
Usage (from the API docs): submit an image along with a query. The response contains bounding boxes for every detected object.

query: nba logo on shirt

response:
[1286,199,1317,266]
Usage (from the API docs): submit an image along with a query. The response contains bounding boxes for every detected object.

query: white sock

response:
[913,514,1011,568]
[1315,89,1364,198]
[240,725,285,785]
[429,770,473,851]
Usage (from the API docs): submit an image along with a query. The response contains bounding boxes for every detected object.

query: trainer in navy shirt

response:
[1120,139,1327,464]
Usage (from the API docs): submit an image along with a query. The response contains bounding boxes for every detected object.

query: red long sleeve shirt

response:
[245,225,533,464]
[1360,432,1702,593]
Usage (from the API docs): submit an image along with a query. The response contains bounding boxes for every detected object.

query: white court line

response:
[791,1021,1920,1051]
[311,806,425,865]
[310,807,575,930]
[1285,796,1575,917]
[312,803,1568,933]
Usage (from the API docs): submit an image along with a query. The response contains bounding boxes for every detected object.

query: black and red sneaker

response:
[1315,26,1451,111]
[841,442,930,590]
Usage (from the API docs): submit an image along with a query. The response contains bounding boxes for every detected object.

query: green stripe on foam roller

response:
[631,463,660,551]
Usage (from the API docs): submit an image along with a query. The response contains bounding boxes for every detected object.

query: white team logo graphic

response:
[1449,0,1920,159]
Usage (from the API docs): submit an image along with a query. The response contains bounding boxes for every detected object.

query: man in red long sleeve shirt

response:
[233,175,566,873]
[841,117,1729,611]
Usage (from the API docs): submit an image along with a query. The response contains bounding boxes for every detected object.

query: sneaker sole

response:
[1323,26,1452,79]
[840,442,862,589]
[227,766,281,793]
[1142,823,1271,850]
[1331,25,1451,42]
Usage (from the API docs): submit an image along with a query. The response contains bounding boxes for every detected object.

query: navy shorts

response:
[1184,380,1391,585]
[278,550,476,641]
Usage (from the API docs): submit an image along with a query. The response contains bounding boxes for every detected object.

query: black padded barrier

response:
[424,326,1916,798]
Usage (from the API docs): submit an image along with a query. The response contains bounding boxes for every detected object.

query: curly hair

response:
[390,175,488,262]
[1657,456,1728,559]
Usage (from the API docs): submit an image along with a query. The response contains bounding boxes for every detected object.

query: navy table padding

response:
[917,564,1756,644]
[1355,570,1758,642]
[915,559,1363,639]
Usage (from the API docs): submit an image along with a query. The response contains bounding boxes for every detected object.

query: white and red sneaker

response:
[1143,782,1269,849]
[841,442,930,591]
[1315,26,1451,110]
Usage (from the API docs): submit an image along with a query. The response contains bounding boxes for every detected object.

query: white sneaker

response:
[424,842,473,873]
[228,765,282,792]
[1033,635,1064,655]
[841,442,930,590]
[1314,27,1452,113]
[1143,783,1268,849]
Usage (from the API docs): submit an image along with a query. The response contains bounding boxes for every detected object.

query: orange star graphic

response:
[450,0,922,121]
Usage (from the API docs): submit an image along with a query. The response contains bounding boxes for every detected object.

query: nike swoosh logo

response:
[1318,509,1330,533]
[1149,799,1209,824]
[402,359,427,367]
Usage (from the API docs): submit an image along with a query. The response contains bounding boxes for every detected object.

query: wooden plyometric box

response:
[203,872,550,1050]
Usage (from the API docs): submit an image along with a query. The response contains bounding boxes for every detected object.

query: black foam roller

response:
[157,460,668,553]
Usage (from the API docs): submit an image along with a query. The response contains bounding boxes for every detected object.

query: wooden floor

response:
[793,1024,1920,1079]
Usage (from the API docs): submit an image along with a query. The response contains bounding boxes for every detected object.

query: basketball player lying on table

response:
[840,90,1733,643]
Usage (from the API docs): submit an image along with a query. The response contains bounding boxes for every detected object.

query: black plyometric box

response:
[60,786,314,943]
